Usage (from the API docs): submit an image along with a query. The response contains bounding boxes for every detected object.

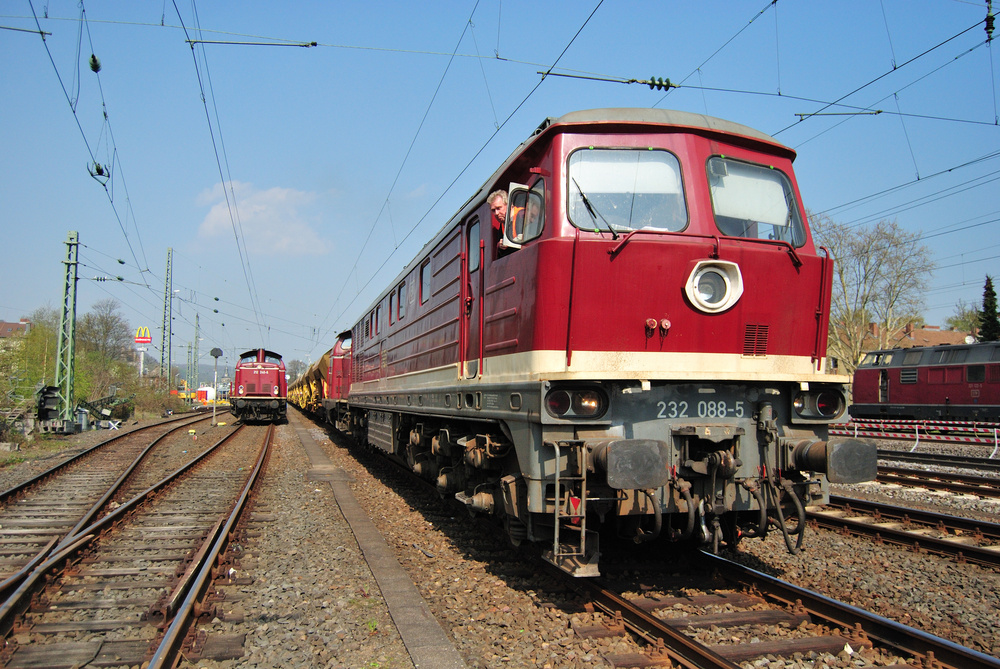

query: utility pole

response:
[186,343,193,393]
[193,312,200,389]
[53,231,79,428]
[160,248,173,386]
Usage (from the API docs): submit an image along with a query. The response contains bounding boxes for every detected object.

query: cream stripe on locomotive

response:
[352,349,844,395]
[480,350,839,383]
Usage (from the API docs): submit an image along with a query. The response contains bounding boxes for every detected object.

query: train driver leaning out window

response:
[488,189,523,251]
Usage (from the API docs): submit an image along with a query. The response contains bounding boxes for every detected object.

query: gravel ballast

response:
[4,421,999,667]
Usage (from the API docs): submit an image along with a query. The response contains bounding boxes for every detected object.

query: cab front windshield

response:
[707,156,805,246]
[567,148,686,233]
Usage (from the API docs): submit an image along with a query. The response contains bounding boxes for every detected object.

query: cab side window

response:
[506,179,544,245]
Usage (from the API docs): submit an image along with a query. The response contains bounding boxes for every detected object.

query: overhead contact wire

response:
[26,0,150,283]
[172,0,266,345]
[315,0,606,351]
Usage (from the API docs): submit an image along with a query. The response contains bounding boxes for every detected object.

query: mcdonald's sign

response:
[135,326,152,344]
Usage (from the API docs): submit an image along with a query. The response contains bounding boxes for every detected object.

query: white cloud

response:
[197,181,330,255]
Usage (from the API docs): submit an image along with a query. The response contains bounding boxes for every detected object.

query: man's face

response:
[490,196,507,221]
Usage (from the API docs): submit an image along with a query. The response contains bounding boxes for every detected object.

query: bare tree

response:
[810,214,934,376]
[285,358,307,381]
[77,298,134,398]
[946,299,980,333]
[78,299,133,362]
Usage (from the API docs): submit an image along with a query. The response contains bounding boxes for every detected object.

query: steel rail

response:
[808,501,1000,568]
[877,467,1000,498]
[0,413,218,602]
[0,412,209,502]
[148,423,274,668]
[704,552,1000,669]
[562,567,740,669]
[0,424,245,638]
[826,495,1000,539]
[878,449,1000,473]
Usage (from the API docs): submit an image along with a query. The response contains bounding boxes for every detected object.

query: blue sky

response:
[2,1,998,372]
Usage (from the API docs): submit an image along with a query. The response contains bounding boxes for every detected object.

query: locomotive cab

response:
[230,348,287,423]
[339,108,878,576]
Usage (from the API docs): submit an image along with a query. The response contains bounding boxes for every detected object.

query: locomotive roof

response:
[237,348,283,361]
[546,108,786,150]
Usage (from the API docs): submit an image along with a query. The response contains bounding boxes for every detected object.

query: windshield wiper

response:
[573,178,618,240]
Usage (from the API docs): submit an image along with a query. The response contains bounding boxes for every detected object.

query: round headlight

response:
[572,390,604,417]
[695,270,728,305]
[685,261,744,313]
[237,384,245,395]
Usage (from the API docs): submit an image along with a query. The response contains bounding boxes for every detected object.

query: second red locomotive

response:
[292,108,877,575]
[230,348,287,423]
[851,340,1000,422]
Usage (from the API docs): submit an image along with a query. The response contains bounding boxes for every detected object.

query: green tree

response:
[979,275,1000,342]
[810,213,935,376]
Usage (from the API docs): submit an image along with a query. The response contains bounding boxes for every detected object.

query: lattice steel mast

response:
[160,247,173,385]
[53,231,79,424]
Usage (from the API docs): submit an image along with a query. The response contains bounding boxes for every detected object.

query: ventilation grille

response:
[247,383,257,393]
[900,369,918,384]
[743,324,769,357]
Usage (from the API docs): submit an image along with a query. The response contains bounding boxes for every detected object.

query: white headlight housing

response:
[685,261,743,313]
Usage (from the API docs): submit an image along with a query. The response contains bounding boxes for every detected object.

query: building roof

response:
[874,324,971,349]
[0,319,30,339]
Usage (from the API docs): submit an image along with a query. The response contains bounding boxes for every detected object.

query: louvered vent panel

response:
[248,383,257,393]
[743,324,769,357]
[900,369,918,384]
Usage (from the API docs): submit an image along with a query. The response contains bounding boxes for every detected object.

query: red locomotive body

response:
[230,349,287,423]
[295,109,876,575]
[851,341,1000,422]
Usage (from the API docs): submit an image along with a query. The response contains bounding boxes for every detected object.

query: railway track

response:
[0,422,273,668]
[566,552,1000,668]
[0,413,222,600]
[808,495,1000,568]
[877,465,1000,498]
[878,448,1000,473]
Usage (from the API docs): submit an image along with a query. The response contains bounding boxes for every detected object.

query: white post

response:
[210,347,223,426]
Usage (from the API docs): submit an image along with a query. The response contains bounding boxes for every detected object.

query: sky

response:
[2,0,998,375]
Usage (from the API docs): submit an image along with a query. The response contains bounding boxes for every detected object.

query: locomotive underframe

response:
[334,376,870,575]
[231,397,287,423]
[850,401,1000,422]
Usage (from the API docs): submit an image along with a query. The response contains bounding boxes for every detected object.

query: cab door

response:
[878,369,889,403]
[463,218,484,378]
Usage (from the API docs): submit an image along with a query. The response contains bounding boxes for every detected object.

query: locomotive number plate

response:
[656,398,746,419]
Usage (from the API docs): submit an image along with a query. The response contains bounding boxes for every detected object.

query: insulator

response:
[89,54,101,73]
[648,76,671,91]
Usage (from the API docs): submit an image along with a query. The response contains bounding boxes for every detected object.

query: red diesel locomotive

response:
[291,108,876,575]
[230,348,287,423]
[851,341,1000,422]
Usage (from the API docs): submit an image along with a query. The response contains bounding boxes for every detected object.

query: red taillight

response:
[815,392,842,418]
[546,390,571,417]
